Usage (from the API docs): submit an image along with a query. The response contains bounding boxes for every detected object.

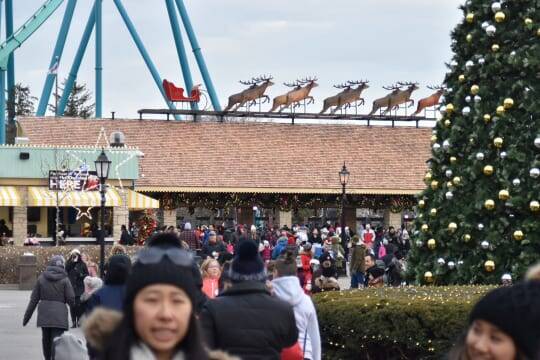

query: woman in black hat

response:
[448,281,540,360]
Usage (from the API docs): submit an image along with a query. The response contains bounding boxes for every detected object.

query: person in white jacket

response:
[272,250,321,360]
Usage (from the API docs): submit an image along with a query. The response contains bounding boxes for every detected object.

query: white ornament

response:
[477,223,484,230]
[462,106,471,115]
[530,168,540,178]
[432,129,437,135]
[437,258,446,266]
[450,60,458,67]
[448,261,456,269]
[478,57,485,65]
[433,143,441,151]
[486,25,496,36]
[445,191,454,200]
[534,137,540,148]
[501,273,512,281]
[481,240,490,249]
[509,51,516,57]
[512,178,520,186]
[443,140,451,150]
[465,96,472,103]
[415,240,423,247]
[500,151,507,159]
[474,95,482,103]
[445,169,453,178]
[476,152,485,161]
[465,60,474,69]
[481,21,490,30]
[491,2,501,12]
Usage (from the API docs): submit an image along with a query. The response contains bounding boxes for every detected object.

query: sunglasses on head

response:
[136,247,194,267]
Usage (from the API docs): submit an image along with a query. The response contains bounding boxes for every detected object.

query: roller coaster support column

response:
[0,0,4,144]
[57,8,95,116]
[95,0,102,118]
[174,0,221,111]
[165,0,196,110]
[113,0,179,119]
[5,0,14,122]
[36,0,77,116]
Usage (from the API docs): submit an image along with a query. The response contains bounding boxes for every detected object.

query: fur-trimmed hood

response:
[82,308,239,360]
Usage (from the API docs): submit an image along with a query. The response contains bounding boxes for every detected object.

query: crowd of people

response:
[20,220,540,360]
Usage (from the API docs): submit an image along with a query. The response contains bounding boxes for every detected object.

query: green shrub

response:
[313,286,493,360]
[0,245,140,284]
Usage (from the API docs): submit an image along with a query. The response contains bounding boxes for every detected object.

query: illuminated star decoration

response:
[74,206,93,220]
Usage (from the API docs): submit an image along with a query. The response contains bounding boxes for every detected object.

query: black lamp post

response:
[339,162,350,251]
[95,149,111,279]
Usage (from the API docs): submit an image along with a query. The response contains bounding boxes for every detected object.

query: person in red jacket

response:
[298,243,313,294]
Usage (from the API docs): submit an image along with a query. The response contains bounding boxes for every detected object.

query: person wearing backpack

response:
[272,250,321,360]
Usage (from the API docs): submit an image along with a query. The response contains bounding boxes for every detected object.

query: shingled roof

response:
[19,117,431,195]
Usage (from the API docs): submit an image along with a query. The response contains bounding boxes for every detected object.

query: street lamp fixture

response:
[94,149,111,279]
[339,162,350,255]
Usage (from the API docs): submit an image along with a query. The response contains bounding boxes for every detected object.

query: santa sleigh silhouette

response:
[162,79,202,103]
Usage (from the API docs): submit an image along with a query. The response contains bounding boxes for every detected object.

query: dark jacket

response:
[119,230,134,245]
[23,265,75,329]
[349,244,366,273]
[200,281,298,360]
[201,241,227,259]
[66,259,89,296]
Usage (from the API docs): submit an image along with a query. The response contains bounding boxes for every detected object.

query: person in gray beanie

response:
[200,240,298,360]
[23,255,75,360]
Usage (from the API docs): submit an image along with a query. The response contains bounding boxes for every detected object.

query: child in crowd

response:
[261,240,272,264]
[201,258,221,299]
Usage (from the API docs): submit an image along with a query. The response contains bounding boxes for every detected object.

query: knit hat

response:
[125,249,197,306]
[105,254,132,285]
[229,240,266,282]
[469,281,540,358]
[49,255,65,268]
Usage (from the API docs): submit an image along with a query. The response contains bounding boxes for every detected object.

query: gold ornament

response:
[424,172,433,182]
[448,222,458,232]
[430,135,437,144]
[447,181,454,189]
[466,34,473,43]
[463,234,471,242]
[470,85,480,95]
[444,119,452,128]
[493,137,504,148]
[484,260,495,272]
[524,18,532,26]
[446,103,455,113]
[529,200,540,212]
[496,105,505,115]
[537,28,540,37]
[498,189,510,200]
[483,114,491,123]
[453,176,461,185]
[503,98,514,109]
[421,224,429,232]
[429,208,437,217]
[483,165,494,176]
[494,11,505,23]
[424,271,434,283]
[458,74,466,83]
[418,199,426,208]
[513,230,524,241]
[491,44,500,52]
[466,13,475,23]
[427,238,436,249]
[431,180,439,190]
[484,199,495,210]
[450,156,457,164]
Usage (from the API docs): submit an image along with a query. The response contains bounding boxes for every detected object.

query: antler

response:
[239,78,258,86]
[253,74,273,83]
[333,82,351,89]
[427,84,445,90]
[397,81,419,87]
[347,79,369,86]
[382,83,402,91]
[283,80,301,88]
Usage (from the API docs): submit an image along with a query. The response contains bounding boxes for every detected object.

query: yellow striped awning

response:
[127,189,159,209]
[28,187,123,207]
[0,186,21,206]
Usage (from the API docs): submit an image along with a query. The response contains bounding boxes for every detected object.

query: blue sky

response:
[13,0,463,118]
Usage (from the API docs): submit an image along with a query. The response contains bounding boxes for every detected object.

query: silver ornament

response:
[440,105,447,113]
[445,191,454,200]
[509,213,515,218]
[445,169,453,178]
[481,21,490,30]
[478,57,485,65]
[501,273,512,281]
[474,95,482,103]
[476,152,485,161]
[462,106,471,115]
[486,25,496,36]
[432,129,437,135]
[465,60,474,69]
[457,260,464,266]
[477,223,484,230]
[448,261,456,270]
[500,151,507,159]
[465,96,472,103]
[450,60,458,67]
[433,143,441,151]
[530,168,540,178]
[512,178,520,186]
[437,258,446,266]
[415,240,423,247]
[534,137,540,148]
[509,51,516,57]
[447,88,453,93]
[481,240,490,249]
[443,140,451,150]
[491,2,501,12]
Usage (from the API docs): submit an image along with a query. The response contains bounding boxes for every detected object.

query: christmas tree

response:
[408,0,539,284]
[136,209,157,245]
